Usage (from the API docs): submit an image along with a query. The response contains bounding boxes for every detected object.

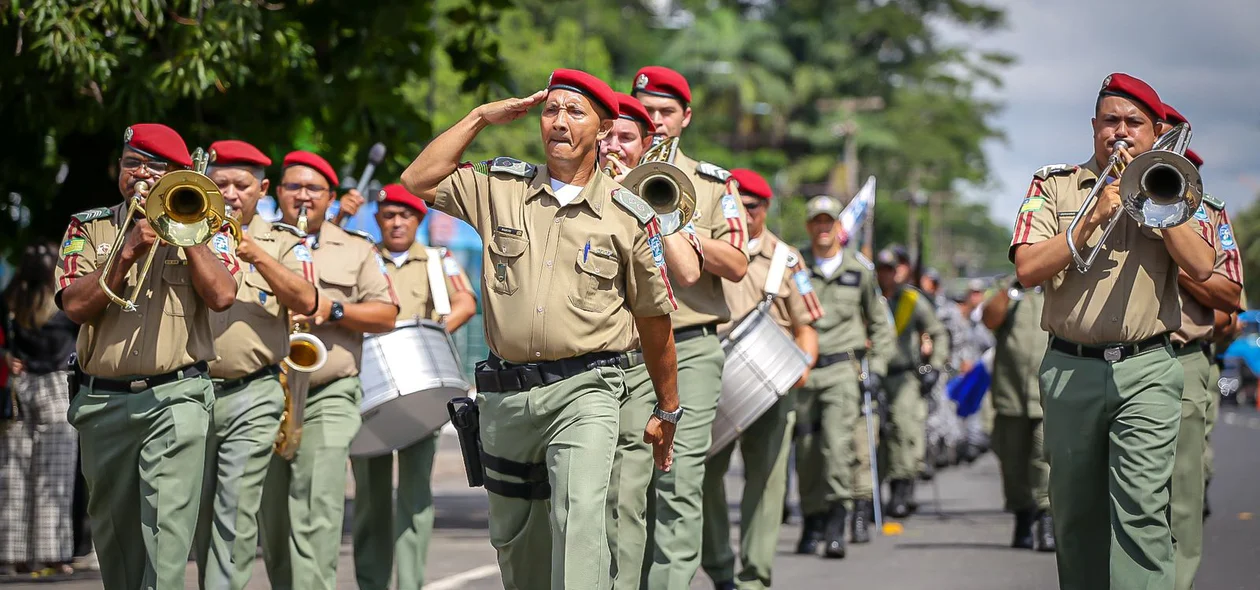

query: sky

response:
[939,0,1260,228]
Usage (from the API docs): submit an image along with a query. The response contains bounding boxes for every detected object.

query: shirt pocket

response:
[320,265,359,302]
[487,230,527,296]
[162,264,194,317]
[833,285,862,320]
[569,249,620,313]
[243,271,282,318]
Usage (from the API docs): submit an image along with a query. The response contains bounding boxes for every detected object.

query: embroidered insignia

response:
[1033,164,1075,181]
[97,243,111,256]
[1194,204,1209,221]
[793,271,814,295]
[293,244,313,263]
[635,74,649,90]
[61,237,85,256]
[212,234,231,254]
[1101,74,1112,91]
[71,207,111,223]
[648,233,665,268]
[720,194,740,219]
[489,157,538,179]
[379,189,388,200]
[1020,197,1045,213]
[612,188,654,225]
[123,126,134,143]
[1219,223,1236,251]
[696,161,731,182]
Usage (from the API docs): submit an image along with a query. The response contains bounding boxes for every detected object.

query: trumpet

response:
[1066,123,1202,273]
[619,135,697,236]
[274,205,327,460]
[99,148,242,311]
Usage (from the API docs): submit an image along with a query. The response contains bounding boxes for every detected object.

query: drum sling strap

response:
[425,248,452,318]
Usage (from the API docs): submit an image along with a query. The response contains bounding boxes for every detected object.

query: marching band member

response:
[193,140,319,590]
[55,123,241,589]
[700,169,822,589]
[1009,73,1213,590]
[630,64,750,590]
[1161,104,1243,590]
[401,69,681,590]
[792,196,893,556]
[351,184,476,590]
[257,151,399,590]
[602,91,704,590]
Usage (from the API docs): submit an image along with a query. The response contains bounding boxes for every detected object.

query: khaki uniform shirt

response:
[718,230,823,334]
[1173,197,1245,344]
[1009,160,1206,345]
[306,223,399,387]
[990,287,1047,418]
[54,204,242,378]
[887,284,948,372]
[669,151,749,329]
[381,241,473,322]
[209,219,311,379]
[434,158,677,364]
[805,249,895,377]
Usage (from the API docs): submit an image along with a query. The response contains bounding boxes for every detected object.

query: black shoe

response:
[1034,510,1056,552]
[888,480,911,518]
[783,500,793,525]
[1203,480,1212,520]
[851,500,872,544]
[1011,510,1035,549]
[714,581,737,590]
[823,503,847,559]
[906,480,919,514]
[796,513,825,555]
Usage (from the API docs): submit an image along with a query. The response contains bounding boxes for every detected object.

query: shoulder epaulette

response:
[1032,164,1076,181]
[1202,193,1225,211]
[854,251,875,271]
[488,157,538,179]
[696,161,731,183]
[611,188,655,225]
[71,207,111,223]
[346,229,378,244]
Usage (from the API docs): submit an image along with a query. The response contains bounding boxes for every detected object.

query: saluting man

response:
[401,69,681,590]
[602,91,705,590]
[351,184,477,590]
[1009,73,1215,590]
[792,196,894,556]
[55,123,242,590]
[257,151,399,590]
[631,64,750,590]
[195,140,320,590]
[700,169,823,590]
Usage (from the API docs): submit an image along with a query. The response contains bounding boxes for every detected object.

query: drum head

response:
[349,384,470,457]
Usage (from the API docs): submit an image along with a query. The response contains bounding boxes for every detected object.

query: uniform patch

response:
[1033,164,1074,180]
[71,207,112,223]
[720,194,740,219]
[61,237,85,256]
[1203,193,1225,210]
[97,243,111,256]
[793,270,814,295]
[212,233,231,254]
[839,270,861,286]
[648,233,665,268]
[443,256,461,276]
[293,244,313,263]
[1194,204,1209,221]
[611,188,654,225]
[489,157,538,179]
[696,162,731,183]
[1019,197,1045,213]
[1219,223,1236,251]
[258,292,268,304]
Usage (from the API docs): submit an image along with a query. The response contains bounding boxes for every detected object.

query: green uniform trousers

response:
[1041,345,1182,590]
[792,361,864,515]
[351,434,439,590]
[1204,361,1219,483]
[479,365,624,590]
[608,363,656,590]
[1172,347,1210,590]
[194,373,285,590]
[991,415,1050,512]
[642,335,725,590]
[700,397,794,590]
[258,376,363,590]
[68,372,213,590]
[881,370,926,482]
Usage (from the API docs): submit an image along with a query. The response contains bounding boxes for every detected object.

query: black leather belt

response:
[816,350,866,369]
[1049,334,1169,363]
[674,323,720,344]
[476,351,639,393]
[213,364,282,393]
[85,361,210,394]
[1172,339,1212,358]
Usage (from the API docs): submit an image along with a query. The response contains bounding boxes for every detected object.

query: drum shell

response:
[709,306,809,457]
[349,319,471,458]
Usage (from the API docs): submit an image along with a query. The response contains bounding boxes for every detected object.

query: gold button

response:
[132,350,139,356]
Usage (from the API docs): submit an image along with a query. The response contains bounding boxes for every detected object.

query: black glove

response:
[918,365,940,396]
[863,373,883,400]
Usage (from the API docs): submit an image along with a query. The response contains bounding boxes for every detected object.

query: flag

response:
[837,175,876,246]
[948,348,993,418]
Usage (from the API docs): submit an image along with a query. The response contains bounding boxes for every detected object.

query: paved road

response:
[6,406,1259,589]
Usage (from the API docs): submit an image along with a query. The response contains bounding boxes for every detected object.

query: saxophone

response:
[274,204,328,460]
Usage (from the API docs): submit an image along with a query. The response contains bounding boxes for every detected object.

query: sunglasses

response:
[742,200,764,211]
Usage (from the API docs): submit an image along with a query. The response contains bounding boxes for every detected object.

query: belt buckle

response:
[1103,347,1123,363]
[129,379,148,393]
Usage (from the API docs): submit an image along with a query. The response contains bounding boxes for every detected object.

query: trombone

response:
[273,204,328,460]
[606,135,697,235]
[1065,123,1202,273]
[98,148,242,312]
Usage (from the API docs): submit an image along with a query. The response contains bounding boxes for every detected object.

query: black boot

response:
[823,503,847,558]
[796,513,825,555]
[888,480,911,518]
[1203,480,1212,520]
[906,479,919,514]
[713,581,737,590]
[1034,510,1056,552]
[1011,510,1035,549]
[851,499,872,544]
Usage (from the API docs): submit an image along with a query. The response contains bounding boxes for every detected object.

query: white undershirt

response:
[816,249,844,278]
[748,237,761,252]
[388,250,409,268]
[550,179,583,207]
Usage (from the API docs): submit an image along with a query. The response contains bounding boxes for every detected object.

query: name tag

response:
[838,270,861,286]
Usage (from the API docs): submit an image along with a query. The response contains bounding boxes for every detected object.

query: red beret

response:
[615,92,655,134]
[209,140,272,167]
[1186,149,1203,168]
[378,183,428,216]
[1162,103,1190,128]
[730,168,772,200]
[548,69,618,119]
[632,66,691,104]
[282,150,338,186]
[122,123,192,168]
[1098,73,1165,121]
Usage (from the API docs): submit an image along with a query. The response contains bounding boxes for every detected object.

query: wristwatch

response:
[329,301,345,322]
[652,404,684,424]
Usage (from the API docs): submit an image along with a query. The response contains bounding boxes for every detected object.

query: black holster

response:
[447,397,485,488]
[67,353,82,398]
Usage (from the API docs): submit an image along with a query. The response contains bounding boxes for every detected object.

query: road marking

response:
[1240,513,1253,521]
[426,564,500,590]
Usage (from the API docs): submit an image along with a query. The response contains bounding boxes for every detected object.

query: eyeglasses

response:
[120,157,170,174]
[742,200,764,211]
[280,183,330,195]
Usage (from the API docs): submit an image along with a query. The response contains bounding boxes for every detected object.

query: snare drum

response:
[709,305,809,456]
[349,319,471,458]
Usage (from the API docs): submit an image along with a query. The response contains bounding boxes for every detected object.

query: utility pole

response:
[819,96,884,257]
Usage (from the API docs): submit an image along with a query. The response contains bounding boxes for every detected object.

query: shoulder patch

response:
[346,229,377,243]
[1202,193,1225,210]
[71,207,111,223]
[488,157,538,179]
[785,250,800,268]
[1032,164,1076,181]
[854,251,875,271]
[696,161,731,183]
[292,243,313,263]
[1219,223,1236,251]
[611,188,655,225]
